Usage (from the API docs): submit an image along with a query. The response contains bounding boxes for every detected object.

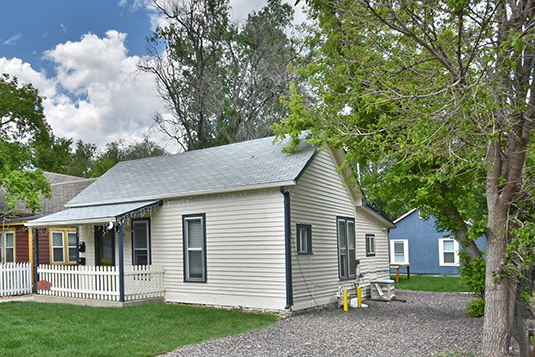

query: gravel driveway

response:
[161,290,484,356]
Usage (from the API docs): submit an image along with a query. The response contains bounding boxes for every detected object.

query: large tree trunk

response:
[481,138,526,356]
[482,229,518,356]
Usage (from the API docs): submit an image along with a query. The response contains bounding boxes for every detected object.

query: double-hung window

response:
[2,231,15,263]
[365,234,375,257]
[51,230,77,264]
[132,219,150,265]
[439,238,460,266]
[390,239,409,264]
[183,214,206,282]
[296,224,312,254]
[337,217,356,280]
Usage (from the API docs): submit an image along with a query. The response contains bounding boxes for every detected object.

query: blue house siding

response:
[389,210,486,276]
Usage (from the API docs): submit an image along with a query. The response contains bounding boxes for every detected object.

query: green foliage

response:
[0,73,51,215]
[0,302,278,356]
[143,0,299,150]
[458,251,486,297]
[465,298,485,318]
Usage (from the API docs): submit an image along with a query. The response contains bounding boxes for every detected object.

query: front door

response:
[95,226,115,266]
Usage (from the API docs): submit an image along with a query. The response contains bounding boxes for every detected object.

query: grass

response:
[391,274,470,292]
[0,301,279,357]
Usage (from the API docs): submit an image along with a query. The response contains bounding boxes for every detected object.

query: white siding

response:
[289,149,390,310]
[152,189,287,310]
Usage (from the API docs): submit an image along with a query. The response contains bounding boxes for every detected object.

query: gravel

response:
[160,290,485,357]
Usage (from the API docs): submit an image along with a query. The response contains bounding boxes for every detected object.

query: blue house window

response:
[296,224,312,254]
[183,214,206,282]
[365,234,375,257]
[337,217,356,280]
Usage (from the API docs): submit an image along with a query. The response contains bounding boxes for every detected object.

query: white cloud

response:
[0,31,169,151]
[3,33,23,46]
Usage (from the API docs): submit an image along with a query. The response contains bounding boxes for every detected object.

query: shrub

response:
[465,298,485,317]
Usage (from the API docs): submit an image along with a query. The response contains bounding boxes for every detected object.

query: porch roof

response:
[25,200,162,228]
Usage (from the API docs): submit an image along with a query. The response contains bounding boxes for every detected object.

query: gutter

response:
[280,186,293,310]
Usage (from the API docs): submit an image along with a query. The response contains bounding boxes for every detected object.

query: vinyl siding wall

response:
[75,190,287,310]
[289,149,390,310]
[153,189,286,310]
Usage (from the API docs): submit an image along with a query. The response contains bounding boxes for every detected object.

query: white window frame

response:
[296,224,312,254]
[439,238,460,266]
[183,214,206,282]
[67,231,78,264]
[365,234,375,257]
[51,231,65,264]
[390,239,409,265]
[3,231,15,263]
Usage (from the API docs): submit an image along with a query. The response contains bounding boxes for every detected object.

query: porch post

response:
[118,223,125,302]
[34,228,39,294]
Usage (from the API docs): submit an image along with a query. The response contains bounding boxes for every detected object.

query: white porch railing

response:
[37,265,165,302]
[0,263,32,297]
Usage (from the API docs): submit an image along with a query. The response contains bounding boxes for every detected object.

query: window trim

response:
[337,216,356,280]
[132,218,151,266]
[66,231,78,264]
[51,230,65,264]
[365,234,376,257]
[439,238,460,266]
[296,224,312,254]
[2,230,16,263]
[183,214,207,283]
[50,229,77,265]
[390,239,409,265]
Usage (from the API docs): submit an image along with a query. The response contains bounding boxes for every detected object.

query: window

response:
[52,231,65,264]
[67,232,77,263]
[2,231,15,263]
[439,238,460,266]
[337,217,356,280]
[296,224,312,254]
[132,219,151,265]
[183,214,206,282]
[390,239,409,264]
[365,234,375,257]
[51,229,77,264]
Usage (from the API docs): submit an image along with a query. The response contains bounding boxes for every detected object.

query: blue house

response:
[389,209,486,276]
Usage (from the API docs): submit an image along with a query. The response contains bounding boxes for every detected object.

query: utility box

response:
[370,279,395,301]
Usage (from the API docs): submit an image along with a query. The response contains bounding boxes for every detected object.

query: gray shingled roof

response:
[68,136,317,207]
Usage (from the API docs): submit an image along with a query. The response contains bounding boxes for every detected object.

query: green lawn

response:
[392,274,470,292]
[0,302,279,357]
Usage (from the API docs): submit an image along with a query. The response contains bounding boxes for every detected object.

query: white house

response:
[27,136,394,311]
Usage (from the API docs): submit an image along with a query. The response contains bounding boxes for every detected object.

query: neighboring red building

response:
[1,172,95,267]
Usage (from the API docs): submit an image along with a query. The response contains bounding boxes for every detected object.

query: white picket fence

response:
[37,264,165,302]
[0,263,33,297]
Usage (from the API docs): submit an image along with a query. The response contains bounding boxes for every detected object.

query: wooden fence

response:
[37,265,165,302]
[0,263,33,297]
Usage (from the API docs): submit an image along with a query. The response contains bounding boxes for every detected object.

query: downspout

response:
[280,186,293,310]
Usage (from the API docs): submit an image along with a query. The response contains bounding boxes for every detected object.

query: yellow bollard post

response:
[343,290,348,311]
[357,286,362,307]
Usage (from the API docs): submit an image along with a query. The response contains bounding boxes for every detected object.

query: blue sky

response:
[0,1,304,152]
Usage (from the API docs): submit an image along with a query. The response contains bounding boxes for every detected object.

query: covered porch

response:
[26,200,165,307]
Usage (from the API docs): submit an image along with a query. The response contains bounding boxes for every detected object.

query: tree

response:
[276,0,535,355]
[0,74,51,216]
[93,139,168,177]
[140,0,299,150]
